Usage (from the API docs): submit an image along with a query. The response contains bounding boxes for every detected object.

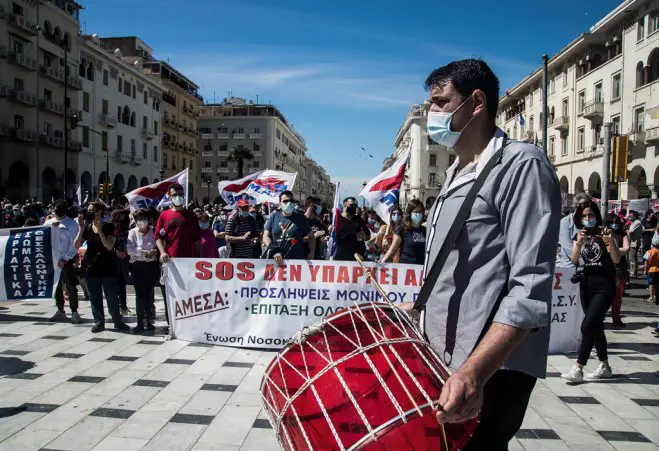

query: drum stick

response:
[354,254,398,309]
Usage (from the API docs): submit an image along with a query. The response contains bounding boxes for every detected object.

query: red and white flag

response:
[125,169,188,211]
[358,150,409,224]
[218,170,297,208]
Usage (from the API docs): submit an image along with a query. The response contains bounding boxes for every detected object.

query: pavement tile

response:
[194,405,260,447]
[141,422,207,451]
[91,435,149,451]
[45,416,123,451]
[90,407,135,419]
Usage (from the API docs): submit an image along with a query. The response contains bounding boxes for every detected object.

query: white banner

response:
[165,259,583,355]
[125,169,189,211]
[218,170,297,209]
[165,259,423,347]
[549,267,583,355]
[0,226,61,302]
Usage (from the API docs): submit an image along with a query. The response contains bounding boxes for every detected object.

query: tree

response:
[227,144,254,178]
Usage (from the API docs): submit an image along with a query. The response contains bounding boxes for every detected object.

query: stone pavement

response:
[0,283,657,451]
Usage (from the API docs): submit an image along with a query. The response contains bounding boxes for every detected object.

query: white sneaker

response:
[586,363,613,379]
[561,365,584,383]
[70,312,83,325]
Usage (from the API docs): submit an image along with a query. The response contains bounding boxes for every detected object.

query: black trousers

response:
[463,370,536,451]
[116,256,131,309]
[577,275,615,365]
[55,260,78,312]
[130,261,159,325]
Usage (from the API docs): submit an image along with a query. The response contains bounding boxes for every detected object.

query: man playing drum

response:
[403,59,561,450]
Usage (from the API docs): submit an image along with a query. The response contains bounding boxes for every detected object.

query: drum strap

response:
[412,136,510,313]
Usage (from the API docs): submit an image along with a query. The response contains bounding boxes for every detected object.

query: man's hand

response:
[274,253,284,267]
[116,250,127,259]
[435,369,483,425]
[576,229,586,246]
[57,260,66,269]
[160,253,170,264]
[314,230,325,239]
[243,232,252,241]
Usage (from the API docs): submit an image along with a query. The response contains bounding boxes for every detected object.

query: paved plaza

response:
[0,284,657,451]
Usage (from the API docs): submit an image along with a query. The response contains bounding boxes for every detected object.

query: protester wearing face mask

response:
[75,202,129,333]
[126,210,159,333]
[557,194,592,267]
[304,197,327,260]
[156,184,202,264]
[212,210,228,250]
[374,205,403,262]
[46,200,82,324]
[334,197,371,261]
[605,213,630,327]
[641,210,658,255]
[380,203,427,265]
[225,199,260,258]
[9,204,25,228]
[263,191,313,266]
[199,212,219,258]
[627,210,643,278]
[562,202,620,383]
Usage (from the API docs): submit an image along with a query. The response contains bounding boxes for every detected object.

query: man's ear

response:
[472,89,488,117]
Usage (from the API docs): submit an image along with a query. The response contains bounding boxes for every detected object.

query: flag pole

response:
[542,54,549,154]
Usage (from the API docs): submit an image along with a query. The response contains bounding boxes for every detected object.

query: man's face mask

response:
[427,96,476,148]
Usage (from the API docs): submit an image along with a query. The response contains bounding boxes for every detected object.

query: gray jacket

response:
[423,128,561,379]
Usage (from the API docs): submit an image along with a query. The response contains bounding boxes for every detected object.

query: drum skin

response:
[260,303,478,451]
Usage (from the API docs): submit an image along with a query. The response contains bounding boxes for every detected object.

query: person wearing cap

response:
[225,199,260,258]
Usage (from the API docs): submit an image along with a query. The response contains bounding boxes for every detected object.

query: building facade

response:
[99,36,202,198]
[77,34,163,198]
[0,0,83,201]
[498,0,659,201]
[197,99,331,204]
[388,102,451,209]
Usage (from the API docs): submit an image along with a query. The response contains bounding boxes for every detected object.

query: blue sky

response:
[80,0,622,197]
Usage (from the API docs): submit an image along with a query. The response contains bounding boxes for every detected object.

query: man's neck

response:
[454,124,497,169]
[172,206,184,212]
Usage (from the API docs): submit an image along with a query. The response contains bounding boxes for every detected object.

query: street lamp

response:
[206,176,212,204]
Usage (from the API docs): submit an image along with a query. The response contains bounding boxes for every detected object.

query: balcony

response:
[39,99,65,115]
[628,129,646,144]
[645,126,659,143]
[202,151,214,157]
[141,128,155,140]
[66,75,82,90]
[177,143,184,151]
[163,117,177,129]
[217,133,229,139]
[176,122,184,131]
[67,139,82,152]
[8,13,38,36]
[100,113,117,128]
[582,100,604,120]
[9,51,37,71]
[39,65,64,82]
[39,134,64,148]
[10,128,37,143]
[114,151,131,164]
[217,167,229,174]
[130,154,143,165]
[233,133,246,139]
[8,89,37,107]
[548,154,556,163]
[587,144,603,155]
[552,116,569,131]
[201,133,213,139]
[252,151,263,157]
[250,133,263,139]
[201,167,214,173]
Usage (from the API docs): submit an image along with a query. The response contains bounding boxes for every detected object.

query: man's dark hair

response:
[424,59,500,119]
[343,197,356,205]
[134,209,151,220]
[279,190,294,201]
[168,183,184,193]
[54,200,68,214]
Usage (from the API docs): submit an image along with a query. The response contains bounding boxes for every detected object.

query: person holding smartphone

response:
[562,201,620,383]
[225,199,260,258]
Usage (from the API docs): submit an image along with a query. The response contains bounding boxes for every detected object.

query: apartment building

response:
[0,0,83,201]
[387,102,452,209]
[77,34,164,198]
[197,98,331,204]
[99,36,202,198]
[498,0,659,201]
[302,157,333,205]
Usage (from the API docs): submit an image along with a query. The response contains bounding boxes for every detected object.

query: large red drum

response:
[260,303,478,450]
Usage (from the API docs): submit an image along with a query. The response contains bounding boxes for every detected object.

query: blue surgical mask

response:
[281,202,295,215]
[427,97,475,148]
[249,212,256,218]
[611,223,620,230]
[199,221,209,230]
[391,213,402,223]
[411,212,423,226]
[239,210,249,218]
[315,205,322,215]
[582,219,597,228]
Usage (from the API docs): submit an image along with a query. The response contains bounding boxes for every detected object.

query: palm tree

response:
[227,144,254,178]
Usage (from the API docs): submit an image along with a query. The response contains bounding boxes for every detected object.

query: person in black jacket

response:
[334,197,371,261]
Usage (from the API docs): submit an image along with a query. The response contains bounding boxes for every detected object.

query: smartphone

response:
[84,211,95,223]
[584,227,602,236]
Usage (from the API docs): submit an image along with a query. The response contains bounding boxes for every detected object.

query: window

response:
[636,61,645,88]
[78,61,85,77]
[562,70,568,86]
[594,83,603,103]
[43,89,52,101]
[237,127,244,134]
[612,73,621,99]
[561,135,568,155]
[132,84,136,99]
[43,121,52,136]
[635,107,645,131]
[189,160,193,170]
[143,142,147,159]
[83,126,89,147]
[14,114,24,129]
[124,80,131,96]
[154,120,158,135]
[578,90,586,112]
[254,127,260,133]
[428,173,437,186]
[594,123,602,145]
[549,136,555,155]
[154,146,158,162]
[118,77,122,93]
[276,129,281,139]
[561,99,569,117]
[549,78,555,94]
[612,116,621,135]
[253,161,260,168]
[117,135,123,151]
[220,161,228,168]
[577,127,585,151]
[204,161,211,168]
[429,153,437,166]
[182,158,186,168]
[529,116,534,133]
[102,99,108,114]
[12,2,23,16]
[529,90,534,106]
[219,143,228,152]
[638,18,645,41]
[130,139,136,155]
[163,153,167,167]
[650,11,659,34]
[102,131,108,151]
[14,77,24,91]
[86,63,93,81]
[253,143,260,152]
[83,92,90,112]
[13,40,23,54]
[103,70,108,86]
[143,116,148,129]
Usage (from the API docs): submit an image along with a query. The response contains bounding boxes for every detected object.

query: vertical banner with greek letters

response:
[549,267,583,355]
[0,226,61,301]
